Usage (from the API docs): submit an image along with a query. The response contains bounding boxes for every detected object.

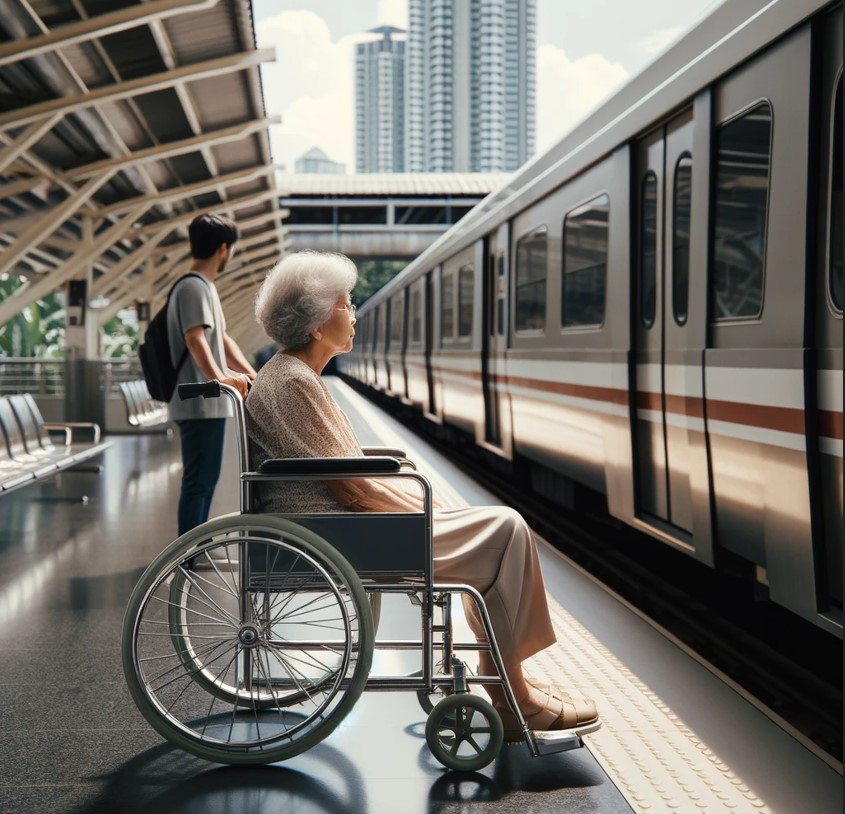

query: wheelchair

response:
[121,382,600,771]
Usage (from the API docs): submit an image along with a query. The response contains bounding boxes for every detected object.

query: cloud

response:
[255,10,630,172]
[256,11,357,171]
[376,0,408,29]
[637,25,685,57]
[536,44,628,154]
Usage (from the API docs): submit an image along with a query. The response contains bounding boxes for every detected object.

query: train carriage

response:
[341,0,843,636]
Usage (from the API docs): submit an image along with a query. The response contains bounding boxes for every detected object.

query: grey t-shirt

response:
[166,273,231,420]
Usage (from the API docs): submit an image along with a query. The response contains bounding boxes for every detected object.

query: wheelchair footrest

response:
[530,719,602,755]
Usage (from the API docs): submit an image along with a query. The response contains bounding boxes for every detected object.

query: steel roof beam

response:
[0,131,101,221]
[60,116,281,182]
[0,203,147,324]
[0,113,64,175]
[0,170,116,278]
[90,229,172,297]
[96,164,276,219]
[0,48,275,131]
[0,175,51,200]
[0,0,221,68]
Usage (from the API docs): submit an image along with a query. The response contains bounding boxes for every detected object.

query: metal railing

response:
[0,356,144,398]
[0,358,65,396]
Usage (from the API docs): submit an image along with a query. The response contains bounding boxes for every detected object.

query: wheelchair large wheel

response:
[425,694,503,772]
[122,515,374,765]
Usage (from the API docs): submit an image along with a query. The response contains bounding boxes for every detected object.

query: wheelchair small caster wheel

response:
[425,693,504,771]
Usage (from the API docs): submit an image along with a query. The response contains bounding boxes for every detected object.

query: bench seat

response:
[119,380,169,429]
[0,393,110,495]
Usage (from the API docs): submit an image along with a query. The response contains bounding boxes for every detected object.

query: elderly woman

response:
[245,250,597,738]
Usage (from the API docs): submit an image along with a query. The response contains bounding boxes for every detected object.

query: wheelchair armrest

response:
[361,446,406,458]
[257,456,401,476]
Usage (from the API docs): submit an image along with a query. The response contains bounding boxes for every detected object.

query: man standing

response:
[167,213,256,535]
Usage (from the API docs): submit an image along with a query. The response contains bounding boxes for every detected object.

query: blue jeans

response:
[176,418,226,536]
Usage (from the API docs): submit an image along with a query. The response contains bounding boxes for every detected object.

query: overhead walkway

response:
[277,172,508,260]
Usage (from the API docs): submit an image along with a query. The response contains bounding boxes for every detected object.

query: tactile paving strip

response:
[525,598,772,813]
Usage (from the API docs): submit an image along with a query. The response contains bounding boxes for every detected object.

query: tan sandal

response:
[525,676,574,701]
[497,688,598,742]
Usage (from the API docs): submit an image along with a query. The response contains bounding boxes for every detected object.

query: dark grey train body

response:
[339,0,843,636]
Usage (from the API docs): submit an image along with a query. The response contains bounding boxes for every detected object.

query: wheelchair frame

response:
[122,382,597,771]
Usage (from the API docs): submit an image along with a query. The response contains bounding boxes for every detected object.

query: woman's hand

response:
[220,372,251,398]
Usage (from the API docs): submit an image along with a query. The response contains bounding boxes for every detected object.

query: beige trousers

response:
[430,506,556,666]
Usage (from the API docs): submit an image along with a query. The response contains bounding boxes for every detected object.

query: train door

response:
[812,9,842,619]
[633,110,696,539]
[424,271,437,417]
[481,224,510,452]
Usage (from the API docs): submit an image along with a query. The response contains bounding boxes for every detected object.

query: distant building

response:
[406,0,536,173]
[355,25,406,173]
[294,147,346,174]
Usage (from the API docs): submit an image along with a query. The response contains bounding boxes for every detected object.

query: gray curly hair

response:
[254,251,358,350]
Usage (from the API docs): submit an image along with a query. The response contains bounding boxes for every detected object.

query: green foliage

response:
[352,259,407,306]
[0,275,65,358]
[0,277,140,359]
[101,309,140,358]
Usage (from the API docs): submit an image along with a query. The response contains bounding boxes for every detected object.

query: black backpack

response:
[138,273,204,402]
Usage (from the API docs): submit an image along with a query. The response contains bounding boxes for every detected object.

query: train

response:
[337,0,843,636]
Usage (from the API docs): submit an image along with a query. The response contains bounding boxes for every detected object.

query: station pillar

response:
[63,218,105,425]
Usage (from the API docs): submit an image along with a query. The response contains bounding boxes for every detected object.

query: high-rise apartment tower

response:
[355,26,406,173]
[405,0,536,173]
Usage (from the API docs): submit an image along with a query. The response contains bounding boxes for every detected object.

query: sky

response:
[251,0,725,173]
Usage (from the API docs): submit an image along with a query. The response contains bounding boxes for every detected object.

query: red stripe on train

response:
[429,365,842,441]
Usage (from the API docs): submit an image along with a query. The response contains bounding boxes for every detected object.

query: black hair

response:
[188,214,239,260]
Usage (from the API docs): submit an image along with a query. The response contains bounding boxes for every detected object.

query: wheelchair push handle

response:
[178,381,222,400]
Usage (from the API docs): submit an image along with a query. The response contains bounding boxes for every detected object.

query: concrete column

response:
[64,217,104,424]
[63,217,100,360]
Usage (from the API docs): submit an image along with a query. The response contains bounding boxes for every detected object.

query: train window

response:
[458,265,473,337]
[390,295,403,348]
[515,229,547,332]
[640,172,658,328]
[829,76,843,312]
[673,156,693,325]
[562,194,609,328]
[710,102,772,321]
[442,273,454,341]
[411,289,422,344]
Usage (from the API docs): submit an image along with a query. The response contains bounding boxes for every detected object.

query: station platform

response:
[0,376,840,814]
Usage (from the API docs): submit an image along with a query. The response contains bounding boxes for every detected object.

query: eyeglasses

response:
[336,303,357,315]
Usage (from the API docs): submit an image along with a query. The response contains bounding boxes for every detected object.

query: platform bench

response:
[0,393,110,495]
[119,380,170,429]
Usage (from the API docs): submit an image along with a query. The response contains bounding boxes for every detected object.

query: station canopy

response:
[0,0,282,354]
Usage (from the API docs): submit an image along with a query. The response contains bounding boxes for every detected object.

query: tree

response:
[0,275,65,357]
[101,309,140,358]
[352,259,407,306]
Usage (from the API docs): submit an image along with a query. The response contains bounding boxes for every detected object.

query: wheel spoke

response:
[176,566,242,627]
[466,735,483,755]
